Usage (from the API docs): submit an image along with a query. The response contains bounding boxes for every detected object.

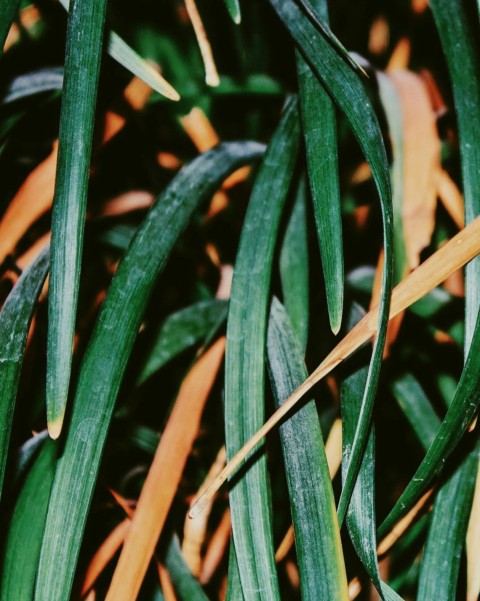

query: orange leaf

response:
[106,337,226,601]
[389,70,441,270]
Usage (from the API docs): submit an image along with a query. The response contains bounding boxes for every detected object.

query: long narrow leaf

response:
[46,0,108,438]
[392,375,440,449]
[267,0,394,523]
[106,337,225,600]
[429,0,480,347]
[224,98,300,601]
[35,141,264,601]
[279,177,309,351]
[417,447,479,601]
[0,248,49,497]
[296,0,342,333]
[1,440,56,601]
[267,297,348,600]
[341,305,403,601]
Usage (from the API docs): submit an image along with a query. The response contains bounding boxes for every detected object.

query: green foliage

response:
[0,1,479,600]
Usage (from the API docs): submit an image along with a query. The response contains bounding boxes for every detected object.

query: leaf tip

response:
[47,415,63,440]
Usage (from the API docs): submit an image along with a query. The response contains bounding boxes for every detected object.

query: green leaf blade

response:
[1,440,56,601]
[35,141,264,601]
[279,176,309,351]
[46,0,108,439]
[224,98,300,601]
[417,447,479,601]
[137,299,228,385]
[296,0,342,334]
[222,0,241,24]
[267,0,394,525]
[0,248,49,497]
[267,297,348,600]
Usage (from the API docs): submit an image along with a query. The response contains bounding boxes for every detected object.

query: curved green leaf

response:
[0,248,49,498]
[267,0,394,525]
[378,310,480,538]
[267,297,348,600]
[35,141,264,601]
[224,98,300,601]
[46,0,108,439]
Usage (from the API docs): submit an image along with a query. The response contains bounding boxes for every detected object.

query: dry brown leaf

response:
[184,0,219,86]
[412,0,429,13]
[467,461,480,601]
[82,519,131,596]
[156,561,177,601]
[387,39,411,71]
[199,509,232,584]
[180,107,220,152]
[190,215,480,517]
[3,5,41,52]
[388,70,441,270]
[0,142,58,264]
[97,191,154,218]
[182,446,226,576]
[437,169,464,229]
[106,337,226,601]
[368,16,389,55]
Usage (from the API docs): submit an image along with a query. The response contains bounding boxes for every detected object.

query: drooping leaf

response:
[279,176,309,351]
[137,299,228,385]
[267,0,393,524]
[1,440,56,601]
[0,247,49,497]
[46,0,109,438]
[296,0,342,334]
[35,141,264,601]
[267,297,348,600]
[224,97,300,601]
